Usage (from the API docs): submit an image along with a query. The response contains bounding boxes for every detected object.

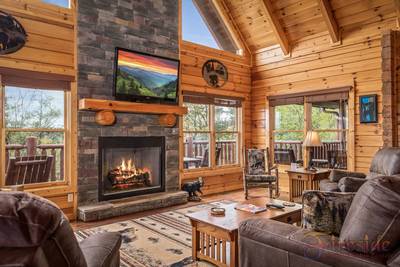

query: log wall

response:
[180,41,251,195]
[251,18,398,174]
[0,0,76,220]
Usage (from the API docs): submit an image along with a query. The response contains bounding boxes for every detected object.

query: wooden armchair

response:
[5,155,54,185]
[244,148,279,199]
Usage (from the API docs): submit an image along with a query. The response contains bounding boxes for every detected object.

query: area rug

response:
[75,200,236,267]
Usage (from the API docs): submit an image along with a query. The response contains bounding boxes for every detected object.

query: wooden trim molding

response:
[382,30,399,147]
[260,0,290,55]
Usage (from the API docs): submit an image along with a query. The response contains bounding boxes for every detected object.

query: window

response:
[273,104,304,164]
[181,0,241,54]
[182,0,221,49]
[270,89,349,169]
[42,0,70,8]
[183,95,242,170]
[2,86,67,185]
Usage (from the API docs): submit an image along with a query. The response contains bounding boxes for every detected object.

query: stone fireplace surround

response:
[76,0,187,221]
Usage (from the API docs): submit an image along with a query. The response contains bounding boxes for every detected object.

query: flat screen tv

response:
[113,47,180,104]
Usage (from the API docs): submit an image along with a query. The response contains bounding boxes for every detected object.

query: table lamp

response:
[303,131,322,170]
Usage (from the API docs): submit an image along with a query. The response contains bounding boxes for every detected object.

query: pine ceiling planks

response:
[223,0,397,53]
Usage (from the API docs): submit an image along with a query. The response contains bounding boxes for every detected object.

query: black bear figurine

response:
[181,177,204,201]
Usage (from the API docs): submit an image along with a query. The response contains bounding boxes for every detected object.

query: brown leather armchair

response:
[0,191,121,267]
[320,147,400,192]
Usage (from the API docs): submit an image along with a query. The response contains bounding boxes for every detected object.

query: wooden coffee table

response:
[186,198,302,267]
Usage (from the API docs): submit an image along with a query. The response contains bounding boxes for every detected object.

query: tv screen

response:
[114,47,180,104]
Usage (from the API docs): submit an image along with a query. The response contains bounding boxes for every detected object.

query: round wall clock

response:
[0,11,27,55]
[202,59,228,88]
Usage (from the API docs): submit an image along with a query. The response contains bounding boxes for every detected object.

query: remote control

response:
[266,203,285,209]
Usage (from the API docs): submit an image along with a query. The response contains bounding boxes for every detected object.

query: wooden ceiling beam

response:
[318,0,340,43]
[260,0,290,55]
[211,0,251,56]
[395,0,400,29]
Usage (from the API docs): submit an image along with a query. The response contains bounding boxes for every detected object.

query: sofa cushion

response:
[368,148,400,178]
[340,176,400,254]
[319,180,340,192]
[329,169,366,183]
[302,191,355,236]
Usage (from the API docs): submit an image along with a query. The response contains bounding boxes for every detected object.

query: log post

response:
[25,136,37,157]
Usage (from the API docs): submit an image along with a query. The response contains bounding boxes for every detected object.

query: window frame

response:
[268,89,354,171]
[182,101,243,173]
[0,82,73,189]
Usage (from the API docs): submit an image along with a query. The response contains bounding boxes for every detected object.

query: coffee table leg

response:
[229,231,238,267]
[191,222,200,261]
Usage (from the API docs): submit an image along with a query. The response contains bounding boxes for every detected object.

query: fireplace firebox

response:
[98,136,165,201]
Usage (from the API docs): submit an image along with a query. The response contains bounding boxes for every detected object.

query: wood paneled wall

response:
[0,0,75,78]
[0,0,77,219]
[252,18,398,173]
[180,41,251,195]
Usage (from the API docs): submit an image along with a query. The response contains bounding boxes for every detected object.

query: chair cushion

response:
[247,149,267,175]
[245,174,276,183]
[302,191,355,236]
[340,176,400,254]
[368,148,400,177]
[319,179,340,192]
[0,191,62,248]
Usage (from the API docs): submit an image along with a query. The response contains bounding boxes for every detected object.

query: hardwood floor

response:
[72,188,289,230]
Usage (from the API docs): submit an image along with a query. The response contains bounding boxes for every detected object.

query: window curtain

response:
[182,91,243,107]
[268,87,350,106]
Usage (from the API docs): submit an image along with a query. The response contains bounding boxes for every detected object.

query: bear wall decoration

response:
[0,11,27,55]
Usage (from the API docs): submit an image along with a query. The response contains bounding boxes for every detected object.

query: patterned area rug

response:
[75,200,236,267]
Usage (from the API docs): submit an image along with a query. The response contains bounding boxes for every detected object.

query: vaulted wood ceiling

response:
[223,0,398,53]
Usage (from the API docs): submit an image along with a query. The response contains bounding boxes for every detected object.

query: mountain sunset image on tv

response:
[114,48,179,103]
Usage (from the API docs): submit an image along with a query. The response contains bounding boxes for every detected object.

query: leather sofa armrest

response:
[80,232,121,267]
[338,177,367,192]
[387,248,400,267]
[329,169,366,183]
[239,218,387,267]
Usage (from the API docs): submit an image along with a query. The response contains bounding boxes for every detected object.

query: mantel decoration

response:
[0,11,27,55]
[359,94,378,123]
[202,59,228,88]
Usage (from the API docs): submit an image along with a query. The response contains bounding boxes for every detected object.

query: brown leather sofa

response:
[0,191,122,267]
[320,147,400,192]
[239,176,400,267]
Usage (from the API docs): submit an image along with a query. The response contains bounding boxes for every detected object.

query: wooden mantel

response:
[79,98,187,127]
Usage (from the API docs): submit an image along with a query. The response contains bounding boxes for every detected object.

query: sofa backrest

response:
[368,148,400,178]
[0,191,86,267]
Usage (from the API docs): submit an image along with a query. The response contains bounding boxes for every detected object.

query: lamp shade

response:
[303,131,322,147]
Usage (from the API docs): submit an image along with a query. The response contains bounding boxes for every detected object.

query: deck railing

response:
[184,140,237,165]
[274,140,346,167]
[5,136,64,181]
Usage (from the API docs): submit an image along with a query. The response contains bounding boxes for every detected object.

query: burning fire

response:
[112,158,152,186]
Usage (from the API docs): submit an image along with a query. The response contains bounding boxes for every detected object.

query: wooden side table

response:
[286,168,330,202]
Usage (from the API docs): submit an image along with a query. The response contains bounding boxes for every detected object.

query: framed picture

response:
[359,94,378,123]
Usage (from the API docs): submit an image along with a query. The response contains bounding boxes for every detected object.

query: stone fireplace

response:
[98,136,165,201]
[76,1,187,221]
